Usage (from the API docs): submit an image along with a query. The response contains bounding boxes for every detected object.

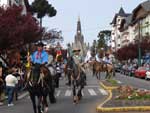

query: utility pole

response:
[138,20,141,67]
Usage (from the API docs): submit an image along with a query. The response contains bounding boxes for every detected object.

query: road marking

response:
[88,89,97,96]
[82,90,84,96]
[99,88,108,95]
[65,90,72,96]
[27,96,30,99]
[116,80,122,84]
[56,90,61,97]
[85,85,99,88]
[18,92,29,100]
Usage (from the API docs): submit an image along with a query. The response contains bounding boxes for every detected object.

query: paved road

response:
[0,71,107,113]
[114,73,150,90]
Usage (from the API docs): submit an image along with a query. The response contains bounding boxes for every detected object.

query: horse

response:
[86,60,115,80]
[66,57,86,104]
[64,57,74,86]
[25,63,56,113]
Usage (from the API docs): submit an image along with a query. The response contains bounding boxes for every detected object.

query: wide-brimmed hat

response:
[36,42,44,47]
[72,48,81,52]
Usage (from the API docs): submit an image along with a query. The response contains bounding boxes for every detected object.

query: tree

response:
[0,5,43,51]
[42,29,63,46]
[97,30,111,51]
[31,0,57,27]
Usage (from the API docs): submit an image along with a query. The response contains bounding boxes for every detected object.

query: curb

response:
[97,106,150,112]
[96,82,150,112]
[100,82,118,90]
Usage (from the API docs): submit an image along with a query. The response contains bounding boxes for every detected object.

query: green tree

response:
[97,30,111,51]
[31,0,57,27]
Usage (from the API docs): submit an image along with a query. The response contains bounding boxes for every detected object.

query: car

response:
[145,71,150,80]
[114,64,122,73]
[134,67,150,79]
[127,66,136,77]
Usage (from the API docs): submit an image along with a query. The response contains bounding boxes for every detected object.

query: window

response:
[9,0,11,6]
[14,0,22,5]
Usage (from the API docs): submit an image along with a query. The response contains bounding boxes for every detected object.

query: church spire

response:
[77,16,82,34]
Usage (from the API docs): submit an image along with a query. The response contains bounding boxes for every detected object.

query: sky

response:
[30,0,146,48]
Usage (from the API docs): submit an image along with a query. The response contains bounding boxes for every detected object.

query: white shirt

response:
[103,57,112,64]
[96,54,103,62]
[84,50,92,62]
[5,74,18,87]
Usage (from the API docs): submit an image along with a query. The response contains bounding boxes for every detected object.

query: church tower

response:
[75,17,84,45]
[72,17,87,57]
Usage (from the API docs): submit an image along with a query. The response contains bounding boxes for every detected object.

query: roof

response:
[133,0,150,13]
[131,0,150,24]
[111,7,131,24]
[124,14,132,28]
[141,0,150,12]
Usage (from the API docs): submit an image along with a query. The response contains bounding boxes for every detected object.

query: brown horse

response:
[86,60,115,80]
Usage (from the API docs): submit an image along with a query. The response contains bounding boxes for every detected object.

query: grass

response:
[106,79,118,86]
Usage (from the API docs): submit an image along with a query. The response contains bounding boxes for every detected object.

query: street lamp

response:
[138,20,141,67]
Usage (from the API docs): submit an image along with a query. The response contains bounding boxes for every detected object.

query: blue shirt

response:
[31,50,48,64]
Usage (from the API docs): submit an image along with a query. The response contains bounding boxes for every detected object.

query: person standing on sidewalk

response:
[0,62,4,106]
[5,68,18,107]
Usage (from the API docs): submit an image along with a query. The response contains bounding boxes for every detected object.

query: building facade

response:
[110,7,131,50]
[0,0,27,14]
[110,0,150,51]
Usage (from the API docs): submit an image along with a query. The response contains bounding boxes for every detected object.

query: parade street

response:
[0,71,108,113]
[1,71,150,113]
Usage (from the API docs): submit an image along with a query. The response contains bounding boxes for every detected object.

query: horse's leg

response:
[92,65,95,77]
[42,95,48,113]
[105,71,108,79]
[30,93,37,113]
[77,85,83,101]
[107,71,111,79]
[113,68,115,77]
[72,80,76,103]
[98,71,101,80]
[49,87,56,104]
[96,71,99,79]
[37,96,42,113]
[66,71,71,86]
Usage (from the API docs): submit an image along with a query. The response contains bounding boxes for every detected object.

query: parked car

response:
[134,67,150,79]
[114,63,122,73]
[120,64,128,75]
[127,65,136,77]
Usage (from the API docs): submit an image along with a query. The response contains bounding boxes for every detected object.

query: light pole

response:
[138,20,141,67]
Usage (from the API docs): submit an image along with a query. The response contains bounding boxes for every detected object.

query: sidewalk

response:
[103,111,150,113]
[0,91,28,106]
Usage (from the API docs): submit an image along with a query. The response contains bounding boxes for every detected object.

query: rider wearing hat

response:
[30,42,48,65]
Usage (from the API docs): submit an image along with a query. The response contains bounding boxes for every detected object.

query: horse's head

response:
[29,64,41,86]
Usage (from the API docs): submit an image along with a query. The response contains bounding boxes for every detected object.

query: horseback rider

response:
[30,42,48,65]
[72,47,86,103]
[29,42,56,94]
[103,53,113,65]
[95,49,104,63]
[54,55,63,88]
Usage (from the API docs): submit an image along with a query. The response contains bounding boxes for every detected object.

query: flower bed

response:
[103,85,150,107]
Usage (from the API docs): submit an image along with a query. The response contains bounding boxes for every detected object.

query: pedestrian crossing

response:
[55,87,108,97]
[26,87,108,99]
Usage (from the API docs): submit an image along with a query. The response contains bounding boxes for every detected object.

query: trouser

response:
[67,70,72,85]
[6,86,15,104]
[55,73,61,88]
